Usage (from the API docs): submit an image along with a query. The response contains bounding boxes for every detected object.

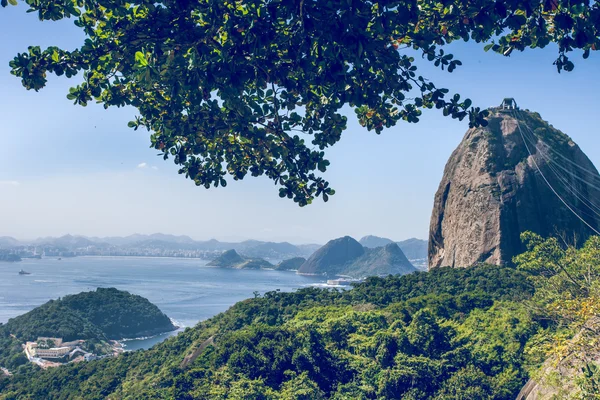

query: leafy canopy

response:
[3,0,599,205]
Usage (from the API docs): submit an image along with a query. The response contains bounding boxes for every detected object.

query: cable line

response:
[515,120,600,218]
[511,110,600,236]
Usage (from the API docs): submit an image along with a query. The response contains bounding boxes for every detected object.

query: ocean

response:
[0,256,327,350]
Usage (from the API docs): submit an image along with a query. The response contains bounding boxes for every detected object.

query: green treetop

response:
[3,0,599,205]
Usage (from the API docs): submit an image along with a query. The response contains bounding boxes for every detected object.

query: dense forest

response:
[0,288,176,373]
[1,233,598,399]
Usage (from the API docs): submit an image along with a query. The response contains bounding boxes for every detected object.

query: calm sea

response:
[0,256,327,350]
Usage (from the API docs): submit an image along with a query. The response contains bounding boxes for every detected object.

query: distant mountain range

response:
[0,234,321,260]
[0,233,427,265]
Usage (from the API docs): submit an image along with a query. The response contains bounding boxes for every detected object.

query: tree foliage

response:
[3,0,599,204]
[0,263,539,399]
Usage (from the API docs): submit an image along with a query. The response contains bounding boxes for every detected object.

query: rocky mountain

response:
[298,236,416,277]
[207,249,273,270]
[429,106,600,269]
[275,257,306,271]
[298,236,366,276]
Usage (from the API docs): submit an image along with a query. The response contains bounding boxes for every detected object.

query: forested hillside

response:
[0,288,176,374]
[1,235,598,399]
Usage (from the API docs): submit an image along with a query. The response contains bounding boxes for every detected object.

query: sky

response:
[1,4,599,244]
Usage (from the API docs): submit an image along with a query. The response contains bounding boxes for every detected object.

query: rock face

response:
[429,108,600,269]
[516,317,600,400]
[298,236,416,277]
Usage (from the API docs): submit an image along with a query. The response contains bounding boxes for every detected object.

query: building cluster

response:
[24,337,98,368]
[5,244,221,259]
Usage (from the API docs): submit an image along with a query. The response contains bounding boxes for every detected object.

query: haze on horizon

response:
[1,4,600,244]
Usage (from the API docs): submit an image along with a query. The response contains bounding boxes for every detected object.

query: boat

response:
[18,269,31,275]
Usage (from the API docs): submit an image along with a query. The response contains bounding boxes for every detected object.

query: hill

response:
[298,237,415,277]
[207,250,273,269]
[397,238,428,260]
[0,237,20,248]
[359,235,394,248]
[0,262,538,399]
[360,236,429,263]
[344,243,417,277]
[275,257,306,271]
[298,236,366,276]
[429,105,600,268]
[2,288,176,342]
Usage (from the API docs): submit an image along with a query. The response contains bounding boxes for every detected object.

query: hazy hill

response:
[359,236,428,262]
[34,234,101,249]
[93,233,196,246]
[298,236,415,277]
[345,243,417,277]
[16,234,317,259]
[397,238,428,260]
[0,236,20,248]
[359,235,394,248]
[275,257,306,271]
[207,249,273,270]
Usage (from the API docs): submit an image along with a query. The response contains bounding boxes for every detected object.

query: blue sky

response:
[1,4,599,243]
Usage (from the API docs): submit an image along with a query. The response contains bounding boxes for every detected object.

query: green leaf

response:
[135,51,148,67]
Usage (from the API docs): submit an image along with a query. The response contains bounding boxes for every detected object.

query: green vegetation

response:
[299,237,415,277]
[1,236,599,398]
[3,1,599,205]
[2,288,175,341]
[0,288,175,373]
[0,260,534,398]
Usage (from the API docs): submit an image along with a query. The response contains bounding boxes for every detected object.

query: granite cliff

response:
[429,105,600,268]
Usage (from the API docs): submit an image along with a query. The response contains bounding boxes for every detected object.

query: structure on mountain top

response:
[499,97,518,111]
[428,103,600,269]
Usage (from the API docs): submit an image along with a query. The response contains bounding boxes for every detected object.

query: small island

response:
[0,288,176,371]
[207,249,273,269]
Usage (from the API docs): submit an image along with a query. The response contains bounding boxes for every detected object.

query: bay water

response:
[0,256,327,350]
